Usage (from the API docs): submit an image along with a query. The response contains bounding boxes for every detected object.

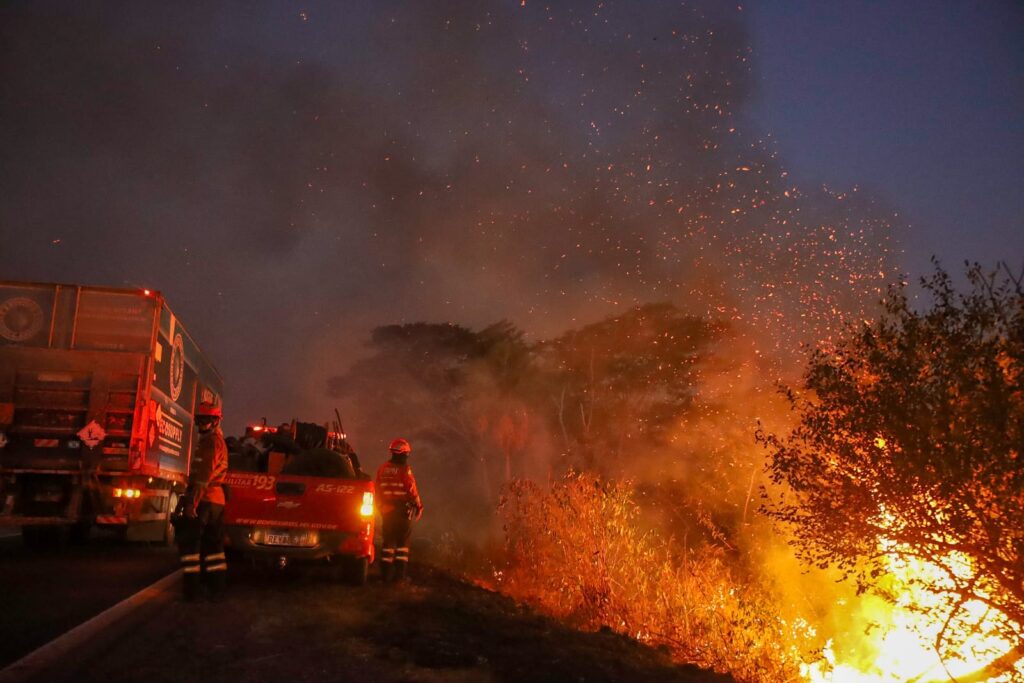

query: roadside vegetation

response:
[496,471,811,682]
[332,263,1022,682]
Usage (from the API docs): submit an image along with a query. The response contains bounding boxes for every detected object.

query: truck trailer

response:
[0,281,223,546]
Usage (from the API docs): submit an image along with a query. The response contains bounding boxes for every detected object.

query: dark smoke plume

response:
[0,1,897,437]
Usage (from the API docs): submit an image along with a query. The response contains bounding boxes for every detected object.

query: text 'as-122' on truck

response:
[0,281,223,547]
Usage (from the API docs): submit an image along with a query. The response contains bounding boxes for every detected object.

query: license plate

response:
[264,533,295,546]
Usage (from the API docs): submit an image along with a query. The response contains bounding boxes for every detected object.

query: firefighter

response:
[375,438,423,582]
[177,401,229,600]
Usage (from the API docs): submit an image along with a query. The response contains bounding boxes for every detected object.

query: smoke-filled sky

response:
[0,1,1019,435]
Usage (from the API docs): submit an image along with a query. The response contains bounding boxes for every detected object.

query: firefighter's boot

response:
[394,546,409,582]
[205,551,228,600]
[380,547,394,582]
[179,548,202,601]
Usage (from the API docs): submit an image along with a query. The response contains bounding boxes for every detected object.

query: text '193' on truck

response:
[0,281,223,547]
[224,422,375,585]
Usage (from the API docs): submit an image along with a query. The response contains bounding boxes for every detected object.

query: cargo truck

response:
[0,281,223,546]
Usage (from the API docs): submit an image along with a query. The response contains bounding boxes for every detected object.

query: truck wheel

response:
[343,557,368,586]
[162,493,179,547]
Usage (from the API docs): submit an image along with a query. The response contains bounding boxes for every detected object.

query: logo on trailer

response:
[169,333,185,402]
[0,297,44,343]
[152,402,184,457]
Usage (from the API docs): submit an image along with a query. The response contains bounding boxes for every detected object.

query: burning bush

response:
[760,263,1024,681]
[496,471,813,682]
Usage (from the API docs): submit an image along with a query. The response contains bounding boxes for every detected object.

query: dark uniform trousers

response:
[178,501,226,599]
[379,509,412,581]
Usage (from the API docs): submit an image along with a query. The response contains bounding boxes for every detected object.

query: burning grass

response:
[494,471,815,683]
[490,471,1023,682]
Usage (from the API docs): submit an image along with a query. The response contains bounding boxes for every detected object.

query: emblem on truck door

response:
[0,297,44,343]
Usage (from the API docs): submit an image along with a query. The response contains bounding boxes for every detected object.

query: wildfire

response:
[803,547,1021,683]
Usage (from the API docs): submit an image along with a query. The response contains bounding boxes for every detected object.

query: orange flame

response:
[803,546,1020,682]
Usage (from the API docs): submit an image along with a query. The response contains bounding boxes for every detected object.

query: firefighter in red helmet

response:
[375,438,423,582]
[175,400,229,600]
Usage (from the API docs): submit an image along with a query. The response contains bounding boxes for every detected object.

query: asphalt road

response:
[0,535,731,683]
[27,563,730,683]
[0,529,179,668]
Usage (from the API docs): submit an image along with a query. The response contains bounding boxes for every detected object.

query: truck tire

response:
[342,556,368,586]
[162,493,179,547]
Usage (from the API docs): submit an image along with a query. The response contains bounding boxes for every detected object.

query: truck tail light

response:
[113,487,141,498]
[360,491,374,518]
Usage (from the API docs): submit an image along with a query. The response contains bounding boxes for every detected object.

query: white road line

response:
[0,570,181,683]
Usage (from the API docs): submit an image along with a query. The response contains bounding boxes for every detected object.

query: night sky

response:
[748,0,1023,277]
[1,1,1020,436]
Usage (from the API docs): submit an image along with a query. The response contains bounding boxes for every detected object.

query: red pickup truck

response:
[223,424,375,584]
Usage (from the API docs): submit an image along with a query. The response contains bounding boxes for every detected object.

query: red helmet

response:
[389,438,411,455]
[196,401,222,419]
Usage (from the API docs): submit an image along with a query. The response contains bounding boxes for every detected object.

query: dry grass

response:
[495,471,814,683]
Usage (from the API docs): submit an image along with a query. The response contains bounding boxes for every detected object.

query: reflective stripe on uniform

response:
[205,552,226,561]
[180,553,201,562]
[395,546,409,562]
[183,566,201,573]
[206,562,228,572]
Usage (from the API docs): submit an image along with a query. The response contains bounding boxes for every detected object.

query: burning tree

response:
[760,263,1024,679]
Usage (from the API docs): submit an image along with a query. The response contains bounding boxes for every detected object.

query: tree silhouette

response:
[538,303,724,473]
